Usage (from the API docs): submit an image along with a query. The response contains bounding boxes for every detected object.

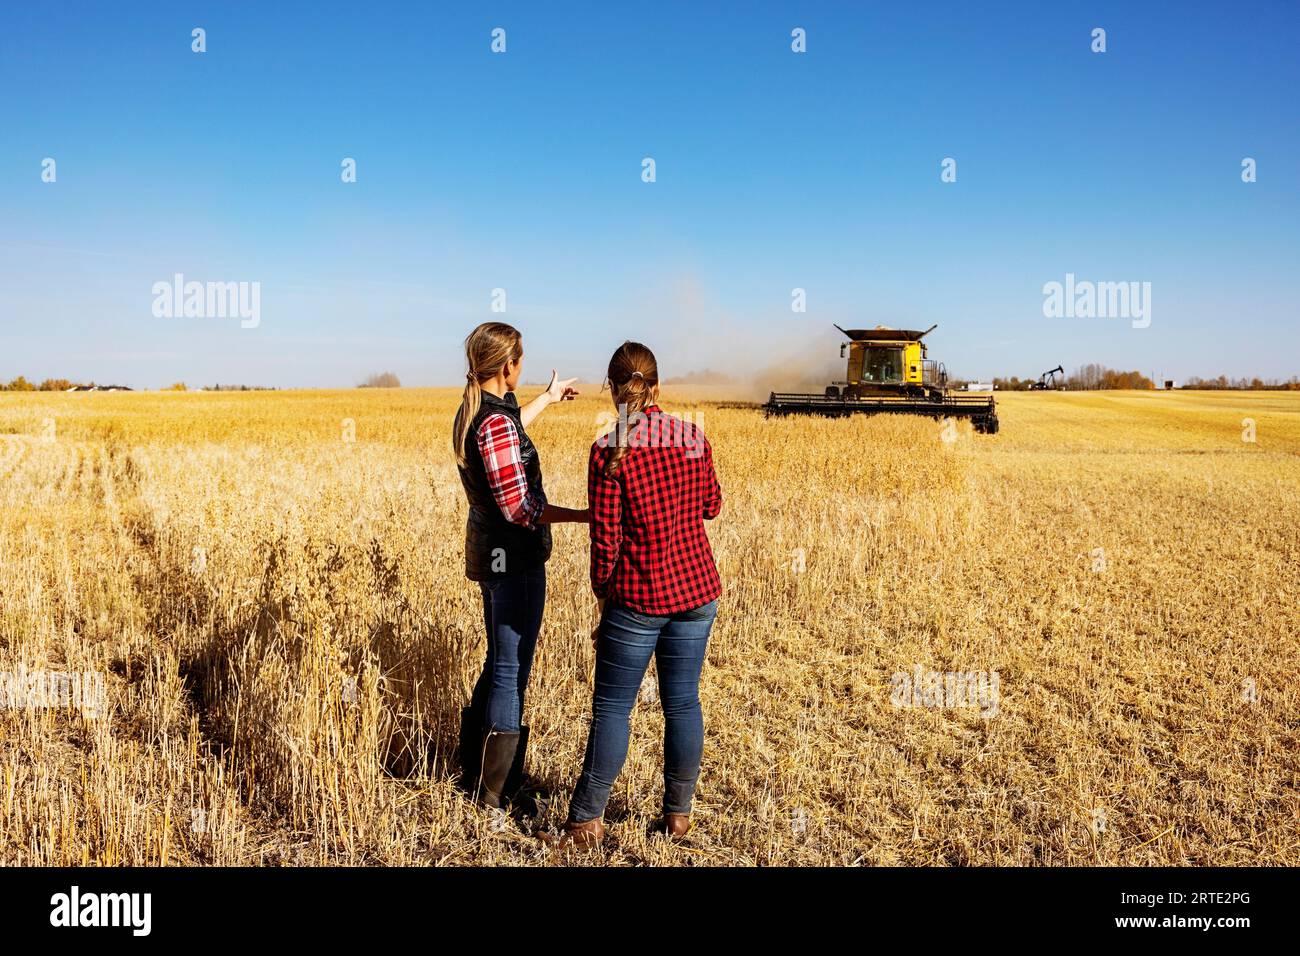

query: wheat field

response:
[0,387,1296,866]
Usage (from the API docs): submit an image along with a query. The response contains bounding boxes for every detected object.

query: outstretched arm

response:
[520,369,578,429]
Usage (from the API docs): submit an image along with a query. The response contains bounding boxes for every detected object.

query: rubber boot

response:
[477,729,521,809]
[504,725,529,798]
[457,707,482,793]
[503,725,541,814]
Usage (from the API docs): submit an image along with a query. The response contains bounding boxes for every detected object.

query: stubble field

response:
[1,387,1297,866]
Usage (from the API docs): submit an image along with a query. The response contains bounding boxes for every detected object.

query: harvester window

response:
[864,347,904,383]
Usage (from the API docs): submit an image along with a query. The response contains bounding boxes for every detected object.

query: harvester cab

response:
[827,323,945,401]
[763,324,999,434]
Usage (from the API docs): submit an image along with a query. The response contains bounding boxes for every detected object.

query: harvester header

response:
[832,323,937,342]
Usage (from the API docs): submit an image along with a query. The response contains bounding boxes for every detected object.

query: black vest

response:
[457,390,552,581]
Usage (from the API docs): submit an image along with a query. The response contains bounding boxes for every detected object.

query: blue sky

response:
[2,1,1297,388]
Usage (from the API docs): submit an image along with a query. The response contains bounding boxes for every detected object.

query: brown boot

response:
[656,813,690,838]
[538,817,605,852]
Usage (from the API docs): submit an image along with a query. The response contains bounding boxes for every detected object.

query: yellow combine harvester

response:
[763,324,999,433]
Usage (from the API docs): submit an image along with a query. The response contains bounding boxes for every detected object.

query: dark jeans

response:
[468,567,546,733]
[567,599,718,822]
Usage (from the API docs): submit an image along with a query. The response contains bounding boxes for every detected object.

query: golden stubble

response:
[0,387,1296,866]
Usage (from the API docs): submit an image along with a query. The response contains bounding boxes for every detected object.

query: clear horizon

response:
[3,1,1298,390]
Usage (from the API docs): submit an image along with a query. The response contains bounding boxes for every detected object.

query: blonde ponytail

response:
[452,323,523,469]
[452,374,483,469]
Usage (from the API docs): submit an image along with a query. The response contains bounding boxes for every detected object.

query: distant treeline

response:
[1,377,136,392]
[1,377,80,391]
[993,366,1156,391]
[0,377,281,392]
[1178,376,1300,391]
[992,364,1300,391]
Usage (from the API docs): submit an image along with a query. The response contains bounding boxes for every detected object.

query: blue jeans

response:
[468,568,546,732]
[567,599,718,822]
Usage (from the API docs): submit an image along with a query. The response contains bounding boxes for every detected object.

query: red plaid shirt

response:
[477,413,546,528]
[589,404,722,614]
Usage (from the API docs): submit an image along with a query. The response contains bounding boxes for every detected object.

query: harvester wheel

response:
[825,385,840,399]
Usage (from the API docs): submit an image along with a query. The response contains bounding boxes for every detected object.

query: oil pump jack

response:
[1029,365,1064,390]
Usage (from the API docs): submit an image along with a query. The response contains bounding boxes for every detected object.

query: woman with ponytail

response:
[547,342,723,849]
[452,321,587,811]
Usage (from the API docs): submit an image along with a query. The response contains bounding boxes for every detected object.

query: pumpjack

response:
[1030,365,1064,390]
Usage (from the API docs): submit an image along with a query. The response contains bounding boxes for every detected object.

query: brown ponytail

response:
[604,341,659,478]
[453,322,523,469]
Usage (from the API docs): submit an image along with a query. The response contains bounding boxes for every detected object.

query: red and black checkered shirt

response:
[476,413,546,528]
[589,404,722,615]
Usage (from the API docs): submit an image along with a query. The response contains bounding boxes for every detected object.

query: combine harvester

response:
[763,324,999,434]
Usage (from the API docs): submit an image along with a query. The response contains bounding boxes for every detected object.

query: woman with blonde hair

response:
[549,341,723,848]
[452,321,587,810]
